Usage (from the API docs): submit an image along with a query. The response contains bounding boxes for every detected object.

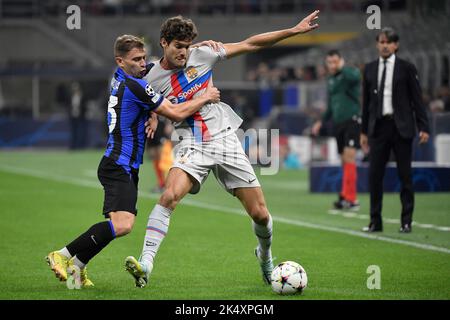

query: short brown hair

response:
[114,34,145,57]
[160,16,198,44]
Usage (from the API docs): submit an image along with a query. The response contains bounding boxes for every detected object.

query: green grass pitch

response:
[0,150,449,300]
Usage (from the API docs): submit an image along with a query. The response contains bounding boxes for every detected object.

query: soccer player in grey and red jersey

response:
[125,11,320,288]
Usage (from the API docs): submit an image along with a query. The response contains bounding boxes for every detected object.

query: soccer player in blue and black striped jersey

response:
[45,35,220,287]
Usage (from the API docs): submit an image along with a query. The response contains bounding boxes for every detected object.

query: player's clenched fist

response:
[203,86,220,104]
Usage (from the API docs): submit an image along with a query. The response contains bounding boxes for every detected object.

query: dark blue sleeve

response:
[125,77,164,111]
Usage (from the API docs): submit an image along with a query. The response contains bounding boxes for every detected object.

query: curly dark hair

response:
[160,16,198,45]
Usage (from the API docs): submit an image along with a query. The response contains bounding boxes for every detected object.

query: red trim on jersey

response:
[168,73,183,97]
[168,72,211,142]
[184,78,210,101]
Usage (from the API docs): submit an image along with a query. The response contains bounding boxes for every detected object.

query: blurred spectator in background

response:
[103,0,123,15]
[0,81,6,115]
[56,82,70,111]
[430,86,450,112]
[151,0,174,14]
[253,62,274,117]
[246,62,334,85]
[429,94,444,113]
[68,81,87,150]
[230,91,256,130]
[293,66,305,81]
[255,62,272,88]
[280,143,302,169]
[311,49,361,211]
[315,64,327,80]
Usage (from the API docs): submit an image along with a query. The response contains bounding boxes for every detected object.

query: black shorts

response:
[334,117,361,154]
[97,156,139,218]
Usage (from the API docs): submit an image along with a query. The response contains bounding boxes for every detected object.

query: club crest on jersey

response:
[145,84,156,97]
[186,66,198,80]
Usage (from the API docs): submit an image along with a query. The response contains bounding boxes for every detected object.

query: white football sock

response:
[140,204,172,268]
[58,247,72,259]
[253,214,273,261]
[72,256,86,269]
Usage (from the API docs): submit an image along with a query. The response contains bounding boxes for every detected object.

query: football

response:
[270,261,308,295]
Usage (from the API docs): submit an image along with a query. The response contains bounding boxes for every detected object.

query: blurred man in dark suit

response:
[360,27,430,233]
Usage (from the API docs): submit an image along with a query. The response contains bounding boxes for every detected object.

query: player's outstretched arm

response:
[223,10,319,59]
[152,86,220,125]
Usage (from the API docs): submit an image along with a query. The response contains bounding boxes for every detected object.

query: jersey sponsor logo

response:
[178,82,202,100]
[185,66,198,80]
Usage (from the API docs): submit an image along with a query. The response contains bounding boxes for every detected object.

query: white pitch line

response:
[1,163,449,255]
[179,199,450,255]
[327,210,450,233]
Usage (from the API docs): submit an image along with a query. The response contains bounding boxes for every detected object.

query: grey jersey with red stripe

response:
[144,46,243,142]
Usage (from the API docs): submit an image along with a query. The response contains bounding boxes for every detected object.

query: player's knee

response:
[111,215,135,236]
[115,222,134,236]
[125,219,135,234]
[159,189,181,210]
[343,148,357,163]
[250,203,270,225]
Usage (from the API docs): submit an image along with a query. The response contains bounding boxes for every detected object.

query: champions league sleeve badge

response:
[145,84,156,97]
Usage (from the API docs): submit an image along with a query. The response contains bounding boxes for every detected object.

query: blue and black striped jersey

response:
[104,67,164,172]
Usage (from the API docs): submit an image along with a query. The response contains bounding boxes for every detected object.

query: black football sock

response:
[66,221,116,263]
[76,240,111,264]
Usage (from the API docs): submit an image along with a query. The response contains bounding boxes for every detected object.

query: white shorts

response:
[171,133,261,195]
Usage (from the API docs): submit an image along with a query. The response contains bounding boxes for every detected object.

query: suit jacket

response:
[362,57,430,138]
